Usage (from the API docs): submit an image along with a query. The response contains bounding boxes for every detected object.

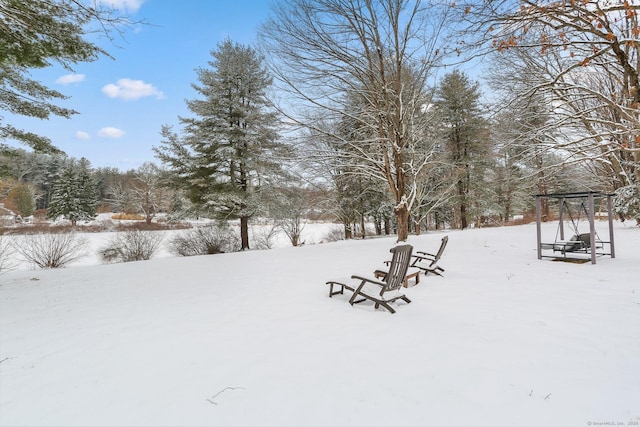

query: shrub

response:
[322,226,347,243]
[99,230,164,263]
[111,213,145,221]
[0,236,17,273]
[7,184,35,217]
[12,232,89,269]
[169,224,239,256]
[251,224,279,250]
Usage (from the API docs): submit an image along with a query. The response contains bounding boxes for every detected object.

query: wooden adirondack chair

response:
[410,235,447,277]
[326,244,413,314]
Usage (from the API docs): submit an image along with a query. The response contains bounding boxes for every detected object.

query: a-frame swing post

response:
[588,193,596,264]
[536,195,543,260]
[536,191,616,263]
[607,194,616,258]
[558,197,565,240]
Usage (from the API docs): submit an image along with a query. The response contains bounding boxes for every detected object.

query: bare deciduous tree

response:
[107,163,170,224]
[459,0,640,194]
[131,163,170,225]
[261,0,451,241]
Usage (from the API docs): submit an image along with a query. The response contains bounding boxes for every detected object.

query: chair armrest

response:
[351,274,386,287]
[415,251,436,260]
[411,254,436,266]
[413,253,435,261]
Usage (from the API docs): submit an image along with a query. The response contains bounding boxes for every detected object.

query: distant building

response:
[0,203,17,225]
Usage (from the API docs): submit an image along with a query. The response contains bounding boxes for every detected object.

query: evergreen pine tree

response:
[155,39,287,249]
[77,167,99,220]
[47,166,97,225]
[435,70,491,229]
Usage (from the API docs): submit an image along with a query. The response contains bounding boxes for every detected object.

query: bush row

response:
[0,224,241,272]
[1,219,190,236]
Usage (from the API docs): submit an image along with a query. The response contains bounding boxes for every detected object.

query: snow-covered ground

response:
[1,221,639,426]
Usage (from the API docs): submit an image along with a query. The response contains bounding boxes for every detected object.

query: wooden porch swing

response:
[535,192,616,264]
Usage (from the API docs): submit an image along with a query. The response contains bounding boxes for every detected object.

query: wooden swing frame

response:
[535,192,616,264]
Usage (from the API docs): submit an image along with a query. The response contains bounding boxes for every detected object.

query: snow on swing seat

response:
[542,233,591,253]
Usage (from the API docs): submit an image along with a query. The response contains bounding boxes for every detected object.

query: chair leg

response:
[349,281,366,305]
[328,282,345,297]
[378,301,396,314]
[349,291,365,305]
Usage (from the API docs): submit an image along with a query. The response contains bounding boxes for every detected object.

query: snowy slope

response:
[1,222,639,426]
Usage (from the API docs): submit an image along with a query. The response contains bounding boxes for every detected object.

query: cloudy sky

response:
[7,0,271,170]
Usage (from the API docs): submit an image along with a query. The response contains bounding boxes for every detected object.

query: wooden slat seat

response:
[326,245,413,314]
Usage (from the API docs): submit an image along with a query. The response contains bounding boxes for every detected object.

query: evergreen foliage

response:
[614,184,640,225]
[0,0,131,153]
[434,70,492,229]
[47,165,98,225]
[155,38,287,249]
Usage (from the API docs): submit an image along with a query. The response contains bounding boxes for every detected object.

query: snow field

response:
[0,221,639,426]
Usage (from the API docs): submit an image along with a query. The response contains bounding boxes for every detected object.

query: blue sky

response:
[7,0,273,171]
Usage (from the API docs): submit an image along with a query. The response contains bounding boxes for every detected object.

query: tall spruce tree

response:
[47,164,98,226]
[155,39,286,249]
[435,70,491,229]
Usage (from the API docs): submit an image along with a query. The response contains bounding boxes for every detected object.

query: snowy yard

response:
[0,221,639,426]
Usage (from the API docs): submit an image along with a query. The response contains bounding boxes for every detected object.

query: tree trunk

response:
[504,195,512,223]
[394,204,410,242]
[457,180,468,229]
[414,217,421,235]
[240,216,250,250]
[344,223,352,240]
[459,204,467,229]
[535,152,550,221]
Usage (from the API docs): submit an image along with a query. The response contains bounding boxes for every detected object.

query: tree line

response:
[2,0,639,247]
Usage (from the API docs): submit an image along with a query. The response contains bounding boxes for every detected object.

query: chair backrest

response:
[565,233,589,252]
[383,244,413,293]
[430,235,448,265]
[577,233,591,248]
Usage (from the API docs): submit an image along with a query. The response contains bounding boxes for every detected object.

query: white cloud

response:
[98,127,126,138]
[75,131,90,140]
[102,78,164,101]
[56,74,85,85]
[96,0,144,12]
